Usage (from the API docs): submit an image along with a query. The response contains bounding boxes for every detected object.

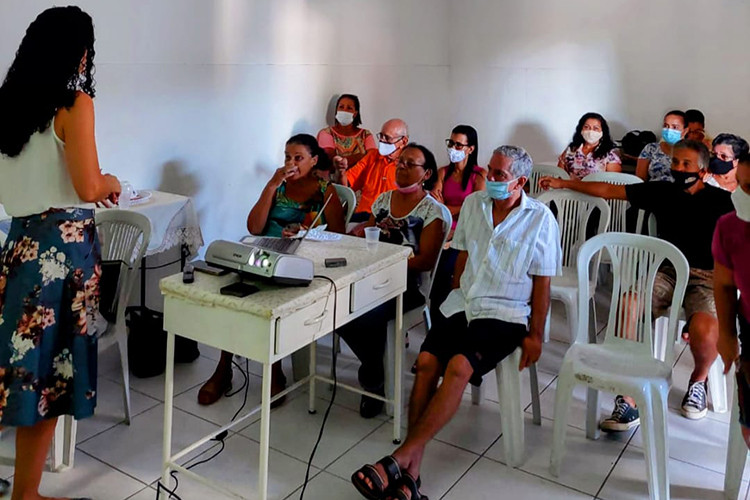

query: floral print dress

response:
[0,207,101,426]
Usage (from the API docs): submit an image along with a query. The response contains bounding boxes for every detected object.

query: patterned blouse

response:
[639,142,673,182]
[317,127,376,160]
[560,145,621,180]
[265,179,329,237]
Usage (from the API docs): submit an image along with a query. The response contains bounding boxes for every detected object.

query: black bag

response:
[126,306,200,378]
[99,260,129,323]
[621,130,657,159]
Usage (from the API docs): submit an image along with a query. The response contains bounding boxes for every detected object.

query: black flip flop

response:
[351,455,402,500]
[390,473,428,500]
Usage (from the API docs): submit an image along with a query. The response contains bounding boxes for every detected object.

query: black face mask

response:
[671,169,701,189]
[709,156,734,175]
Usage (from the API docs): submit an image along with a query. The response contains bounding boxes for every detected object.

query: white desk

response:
[158,235,411,500]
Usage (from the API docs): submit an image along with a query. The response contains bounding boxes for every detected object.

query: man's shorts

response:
[735,315,750,428]
[652,266,716,320]
[420,310,528,386]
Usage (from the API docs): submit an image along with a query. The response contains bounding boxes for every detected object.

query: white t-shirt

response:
[0,117,81,217]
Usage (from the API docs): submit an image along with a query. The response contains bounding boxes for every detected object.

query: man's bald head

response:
[381,118,409,138]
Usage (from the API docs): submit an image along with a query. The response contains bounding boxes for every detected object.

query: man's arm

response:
[520,275,550,369]
[343,152,369,191]
[539,177,628,200]
[452,250,468,289]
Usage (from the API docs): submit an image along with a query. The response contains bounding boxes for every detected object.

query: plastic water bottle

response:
[119,182,133,209]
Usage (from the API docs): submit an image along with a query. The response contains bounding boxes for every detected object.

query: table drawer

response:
[350,261,407,313]
[275,296,334,355]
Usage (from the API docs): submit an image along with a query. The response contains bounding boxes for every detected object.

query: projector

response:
[205,240,313,286]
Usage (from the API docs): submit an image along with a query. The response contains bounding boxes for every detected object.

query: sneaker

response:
[681,380,708,420]
[600,396,640,432]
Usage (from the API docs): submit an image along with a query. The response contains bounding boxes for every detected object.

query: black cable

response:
[299,275,338,499]
[142,257,182,270]
[155,359,249,499]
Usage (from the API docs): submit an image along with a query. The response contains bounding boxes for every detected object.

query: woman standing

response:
[557,112,621,180]
[0,7,120,499]
[636,110,688,182]
[317,94,376,178]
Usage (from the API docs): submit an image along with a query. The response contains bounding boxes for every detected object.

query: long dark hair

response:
[403,143,439,191]
[0,6,96,158]
[335,93,362,128]
[445,124,479,190]
[287,133,332,171]
[567,112,616,160]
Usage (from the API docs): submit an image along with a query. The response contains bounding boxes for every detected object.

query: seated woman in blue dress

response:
[198,133,346,406]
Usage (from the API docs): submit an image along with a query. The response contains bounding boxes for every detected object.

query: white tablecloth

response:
[0,190,203,257]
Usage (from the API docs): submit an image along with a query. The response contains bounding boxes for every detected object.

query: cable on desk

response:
[299,275,338,499]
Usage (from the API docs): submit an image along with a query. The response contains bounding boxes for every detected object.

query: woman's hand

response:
[431,187,443,203]
[270,165,298,188]
[538,176,565,191]
[96,174,121,207]
[281,223,302,239]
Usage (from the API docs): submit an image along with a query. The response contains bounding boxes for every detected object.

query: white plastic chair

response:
[537,190,611,343]
[529,165,570,198]
[334,184,356,224]
[724,386,747,500]
[550,233,689,500]
[648,214,728,414]
[384,205,452,415]
[583,172,645,235]
[51,210,151,470]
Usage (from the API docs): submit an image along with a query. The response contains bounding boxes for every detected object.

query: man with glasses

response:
[335,118,409,222]
[350,145,561,499]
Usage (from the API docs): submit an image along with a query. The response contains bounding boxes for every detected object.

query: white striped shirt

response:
[439,191,562,327]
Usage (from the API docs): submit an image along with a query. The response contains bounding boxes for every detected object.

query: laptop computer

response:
[250,193,332,254]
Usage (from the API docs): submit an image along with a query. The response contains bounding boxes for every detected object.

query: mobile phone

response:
[193,260,229,276]
[325,257,347,268]
[220,282,259,298]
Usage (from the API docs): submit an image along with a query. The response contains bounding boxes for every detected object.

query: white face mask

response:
[447,147,466,163]
[704,175,724,190]
[581,130,603,145]
[731,188,750,222]
[378,141,398,157]
[335,111,354,126]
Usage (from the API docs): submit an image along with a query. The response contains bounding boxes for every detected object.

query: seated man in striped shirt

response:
[351,145,562,500]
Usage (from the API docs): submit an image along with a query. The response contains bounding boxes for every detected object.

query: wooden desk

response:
[158,234,411,500]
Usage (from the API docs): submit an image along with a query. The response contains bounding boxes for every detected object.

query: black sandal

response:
[351,455,402,500]
[389,473,428,500]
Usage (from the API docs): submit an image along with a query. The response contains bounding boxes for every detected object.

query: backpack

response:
[621,130,657,159]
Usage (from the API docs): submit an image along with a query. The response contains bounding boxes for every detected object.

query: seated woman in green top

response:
[199,133,346,406]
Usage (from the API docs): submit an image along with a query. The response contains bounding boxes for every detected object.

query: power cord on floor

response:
[299,275,339,499]
[156,275,339,500]
[155,358,250,500]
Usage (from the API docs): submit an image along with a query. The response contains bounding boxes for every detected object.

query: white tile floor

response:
[2,302,749,500]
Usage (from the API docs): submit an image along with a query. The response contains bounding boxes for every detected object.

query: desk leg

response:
[393,293,403,445]
[258,361,272,500]
[160,331,176,499]
[308,341,317,414]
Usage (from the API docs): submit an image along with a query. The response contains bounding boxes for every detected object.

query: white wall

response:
[2,0,749,248]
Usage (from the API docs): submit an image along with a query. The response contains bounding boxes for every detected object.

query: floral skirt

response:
[0,208,101,427]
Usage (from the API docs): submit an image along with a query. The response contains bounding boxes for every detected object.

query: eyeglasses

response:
[377,133,404,144]
[445,139,470,150]
[397,159,425,169]
[714,152,735,162]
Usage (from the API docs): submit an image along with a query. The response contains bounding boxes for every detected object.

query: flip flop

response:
[389,473,428,500]
[351,455,402,500]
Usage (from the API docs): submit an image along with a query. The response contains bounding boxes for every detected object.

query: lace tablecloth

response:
[0,191,203,257]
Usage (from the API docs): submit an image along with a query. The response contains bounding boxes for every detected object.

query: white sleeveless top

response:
[0,116,82,217]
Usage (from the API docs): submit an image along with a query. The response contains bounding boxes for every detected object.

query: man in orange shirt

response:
[334,118,409,222]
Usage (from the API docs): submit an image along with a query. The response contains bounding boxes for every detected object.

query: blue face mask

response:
[486,179,518,200]
[662,128,682,145]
